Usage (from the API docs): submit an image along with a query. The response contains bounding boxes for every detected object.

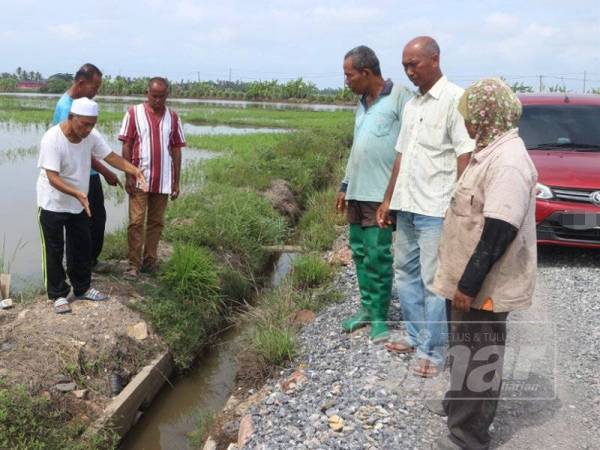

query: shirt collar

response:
[473,128,520,162]
[417,75,447,100]
[360,79,394,109]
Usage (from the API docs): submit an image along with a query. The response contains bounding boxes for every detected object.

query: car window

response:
[519,105,600,150]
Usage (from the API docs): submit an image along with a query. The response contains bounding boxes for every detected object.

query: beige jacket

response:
[432,129,538,312]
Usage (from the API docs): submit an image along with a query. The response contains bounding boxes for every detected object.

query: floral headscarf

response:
[458,77,522,150]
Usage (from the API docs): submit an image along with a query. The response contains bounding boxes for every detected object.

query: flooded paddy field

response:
[0,93,353,450]
[0,95,299,290]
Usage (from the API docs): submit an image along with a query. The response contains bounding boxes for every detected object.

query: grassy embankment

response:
[105,106,354,369]
[0,99,353,449]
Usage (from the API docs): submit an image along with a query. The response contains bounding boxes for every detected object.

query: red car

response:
[518,94,600,248]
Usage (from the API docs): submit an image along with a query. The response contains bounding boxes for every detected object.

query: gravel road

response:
[243,245,600,450]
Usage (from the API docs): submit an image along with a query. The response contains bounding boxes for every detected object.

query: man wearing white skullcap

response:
[52,63,120,274]
[37,98,147,314]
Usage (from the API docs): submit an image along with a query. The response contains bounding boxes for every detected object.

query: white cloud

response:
[526,23,557,39]
[174,0,209,21]
[48,23,89,40]
[0,30,17,41]
[485,12,519,33]
[206,26,238,44]
[310,6,383,24]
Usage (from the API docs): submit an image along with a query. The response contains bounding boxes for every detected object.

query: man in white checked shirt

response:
[376,36,474,378]
[118,77,186,279]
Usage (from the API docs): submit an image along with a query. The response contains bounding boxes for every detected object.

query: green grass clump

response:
[253,324,295,366]
[165,183,288,274]
[219,265,254,305]
[143,244,223,369]
[291,254,333,289]
[0,383,116,450]
[292,285,342,312]
[100,225,128,261]
[159,243,220,304]
[298,188,346,251]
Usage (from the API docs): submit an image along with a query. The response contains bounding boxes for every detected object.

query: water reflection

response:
[0,121,286,156]
[1,92,354,112]
[119,327,243,450]
[0,122,49,151]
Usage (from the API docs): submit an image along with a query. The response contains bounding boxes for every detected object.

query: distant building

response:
[16,81,47,91]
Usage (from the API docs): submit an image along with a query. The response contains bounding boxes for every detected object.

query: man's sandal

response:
[384,340,416,354]
[75,287,110,301]
[124,267,139,281]
[54,297,72,314]
[413,358,440,378]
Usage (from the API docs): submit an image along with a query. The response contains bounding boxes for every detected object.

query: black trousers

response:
[88,174,107,266]
[38,208,91,299]
[443,302,509,450]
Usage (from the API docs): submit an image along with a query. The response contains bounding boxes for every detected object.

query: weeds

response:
[142,244,223,369]
[202,130,346,206]
[0,146,38,165]
[298,188,346,251]
[254,324,295,366]
[0,235,27,274]
[187,410,215,448]
[0,382,117,450]
[100,225,128,261]
[291,254,333,289]
[165,183,288,275]
[159,243,220,305]
[141,293,221,369]
[11,283,45,305]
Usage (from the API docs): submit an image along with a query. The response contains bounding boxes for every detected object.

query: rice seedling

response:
[0,146,38,165]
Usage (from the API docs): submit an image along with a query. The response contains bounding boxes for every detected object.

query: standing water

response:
[0,119,280,290]
[119,252,298,450]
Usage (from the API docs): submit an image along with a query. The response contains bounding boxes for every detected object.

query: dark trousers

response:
[38,208,91,299]
[443,302,509,450]
[88,174,106,266]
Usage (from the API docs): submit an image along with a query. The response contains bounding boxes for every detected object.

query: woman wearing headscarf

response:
[431,78,538,450]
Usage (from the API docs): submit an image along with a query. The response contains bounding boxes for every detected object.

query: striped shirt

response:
[118,103,186,194]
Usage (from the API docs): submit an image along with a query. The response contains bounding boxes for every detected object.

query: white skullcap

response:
[70,97,99,116]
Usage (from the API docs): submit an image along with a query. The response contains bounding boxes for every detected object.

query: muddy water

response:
[119,253,297,450]
[119,326,244,450]
[0,121,273,290]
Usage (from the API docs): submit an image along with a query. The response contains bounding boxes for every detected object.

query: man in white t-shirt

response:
[37,98,146,314]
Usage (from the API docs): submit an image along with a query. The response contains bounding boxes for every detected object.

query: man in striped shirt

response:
[119,77,186,279]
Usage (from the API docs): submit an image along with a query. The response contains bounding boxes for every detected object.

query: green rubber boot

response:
[341,224,372,333]
[342,309,371,333]
[363,226,393,343]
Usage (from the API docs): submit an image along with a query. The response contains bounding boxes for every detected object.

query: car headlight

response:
[536,182,554,200]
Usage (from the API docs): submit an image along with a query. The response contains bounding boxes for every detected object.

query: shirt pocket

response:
[370,112,395,137]
[450,186,478,217]
[419,122,445,150]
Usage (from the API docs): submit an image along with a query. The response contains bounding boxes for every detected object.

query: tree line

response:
[0,68,355,103]
[2,68,598,99]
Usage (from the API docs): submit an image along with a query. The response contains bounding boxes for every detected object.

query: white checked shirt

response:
[389,76,475,217]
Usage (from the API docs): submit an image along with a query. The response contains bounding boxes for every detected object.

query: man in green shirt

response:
[336,46,412,342]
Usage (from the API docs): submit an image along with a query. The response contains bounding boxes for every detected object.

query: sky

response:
[2,0,600,91]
